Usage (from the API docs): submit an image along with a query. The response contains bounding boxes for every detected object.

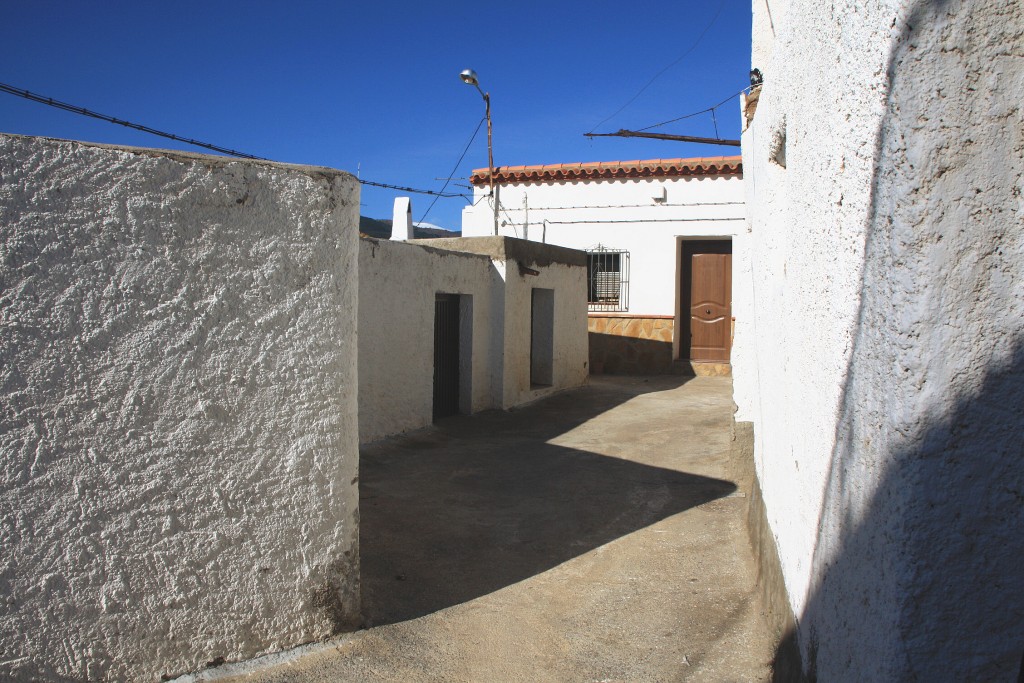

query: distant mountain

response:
[413,221,451,234]
[359,216,460,240]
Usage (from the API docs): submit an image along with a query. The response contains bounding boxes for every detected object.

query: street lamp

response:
[460,68,499,236]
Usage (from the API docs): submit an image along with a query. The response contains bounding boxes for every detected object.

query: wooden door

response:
[680,241,732,362]
[433,294,460,420]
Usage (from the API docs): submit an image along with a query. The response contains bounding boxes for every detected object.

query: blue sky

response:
[1,1,751,231]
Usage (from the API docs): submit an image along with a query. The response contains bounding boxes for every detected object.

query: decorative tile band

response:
[588,316,675,375]
[588,316,674,342]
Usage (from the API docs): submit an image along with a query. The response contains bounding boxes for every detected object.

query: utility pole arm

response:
[584,130,741,146]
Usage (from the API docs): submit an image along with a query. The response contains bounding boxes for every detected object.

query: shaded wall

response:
[588,315,675,374]
[0,135,361,681]
[737,1,1023,679]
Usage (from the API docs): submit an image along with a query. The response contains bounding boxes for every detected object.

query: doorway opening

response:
[531,288,555,387]
[433,294,461,420]
[678,240,732,363]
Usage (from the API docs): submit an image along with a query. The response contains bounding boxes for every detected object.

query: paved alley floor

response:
[192,376,774,682]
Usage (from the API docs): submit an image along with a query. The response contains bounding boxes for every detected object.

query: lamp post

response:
[460,68,499,236]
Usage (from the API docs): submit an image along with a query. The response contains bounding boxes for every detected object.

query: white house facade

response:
[461,157,745,374]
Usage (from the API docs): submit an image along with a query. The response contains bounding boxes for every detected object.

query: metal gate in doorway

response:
[433,294,460,420]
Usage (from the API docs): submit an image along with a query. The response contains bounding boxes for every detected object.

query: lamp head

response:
[459,69,479,87]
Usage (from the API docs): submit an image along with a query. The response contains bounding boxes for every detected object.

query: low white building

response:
[461,156,744,374]
[358,234,588,444]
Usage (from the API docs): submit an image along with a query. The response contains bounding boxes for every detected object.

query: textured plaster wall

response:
[500,258,588,408]
[358,236,588,444]
[461,175,745,316]
[751,0,786,70]
[357,238,502,443]
[737,0,1023,679]
[0,135,361,682]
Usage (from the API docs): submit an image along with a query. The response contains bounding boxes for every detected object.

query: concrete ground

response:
[190,376,774,682]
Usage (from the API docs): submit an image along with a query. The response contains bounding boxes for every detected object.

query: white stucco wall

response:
[498,253,589,408]
[358,238,502,443]
[736,1,1023,679]
[358,236,588,444]
[750,0,786,71]
[0,134,361,682]
[461,174,745,316]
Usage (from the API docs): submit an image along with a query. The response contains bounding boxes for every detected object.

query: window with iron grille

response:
[586,246,629,312]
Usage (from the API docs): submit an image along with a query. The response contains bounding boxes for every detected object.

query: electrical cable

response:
[586,1,727,134]
[498,203,520,238]
[534,217,742,225]
[485,194,520,238]
[634,85,751,133]
[359,178,468,198]
[495,201,744,212]
[0,81,267,160]
[0,81,469,200]
[418,115,485,224]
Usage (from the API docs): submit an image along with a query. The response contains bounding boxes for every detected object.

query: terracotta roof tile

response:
[469,156,742,185]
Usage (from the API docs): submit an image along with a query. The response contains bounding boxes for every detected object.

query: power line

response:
[492,200,744,212]
[533,217,743,225]
[419,115,486,223]
[491,207,743,230]
[359,178,467,198]
[0,81,267,160]
[0,81,469,200]
[586,1,727,134]
[583,84,751,147]
[635,85,751,132]
[498,202,520,239]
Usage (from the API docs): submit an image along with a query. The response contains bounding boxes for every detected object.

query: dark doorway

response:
[531,288,554,387]
[680,240,732,362]
[433,294,460,420]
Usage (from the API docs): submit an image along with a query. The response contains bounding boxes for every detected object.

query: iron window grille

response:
[586,245,629,312]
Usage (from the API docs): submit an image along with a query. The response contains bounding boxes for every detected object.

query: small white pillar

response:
[391,197,413,241]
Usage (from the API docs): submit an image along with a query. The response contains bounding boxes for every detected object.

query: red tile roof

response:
[469,156,742,185]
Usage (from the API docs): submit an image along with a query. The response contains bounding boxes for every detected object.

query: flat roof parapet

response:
[407,236,587,268]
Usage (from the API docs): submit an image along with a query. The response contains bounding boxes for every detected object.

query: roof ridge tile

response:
[471,155,741,185]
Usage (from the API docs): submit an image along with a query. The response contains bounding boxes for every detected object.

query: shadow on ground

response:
[359,376,736,626]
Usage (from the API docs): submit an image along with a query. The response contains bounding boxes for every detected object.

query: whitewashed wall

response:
[0,135,361,682]
[736,1,1024,679]
[358,236,588,444]
[491,240,589,408]
[461,175,745,316]
[358,239,501,443]
[750,0,786,74]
